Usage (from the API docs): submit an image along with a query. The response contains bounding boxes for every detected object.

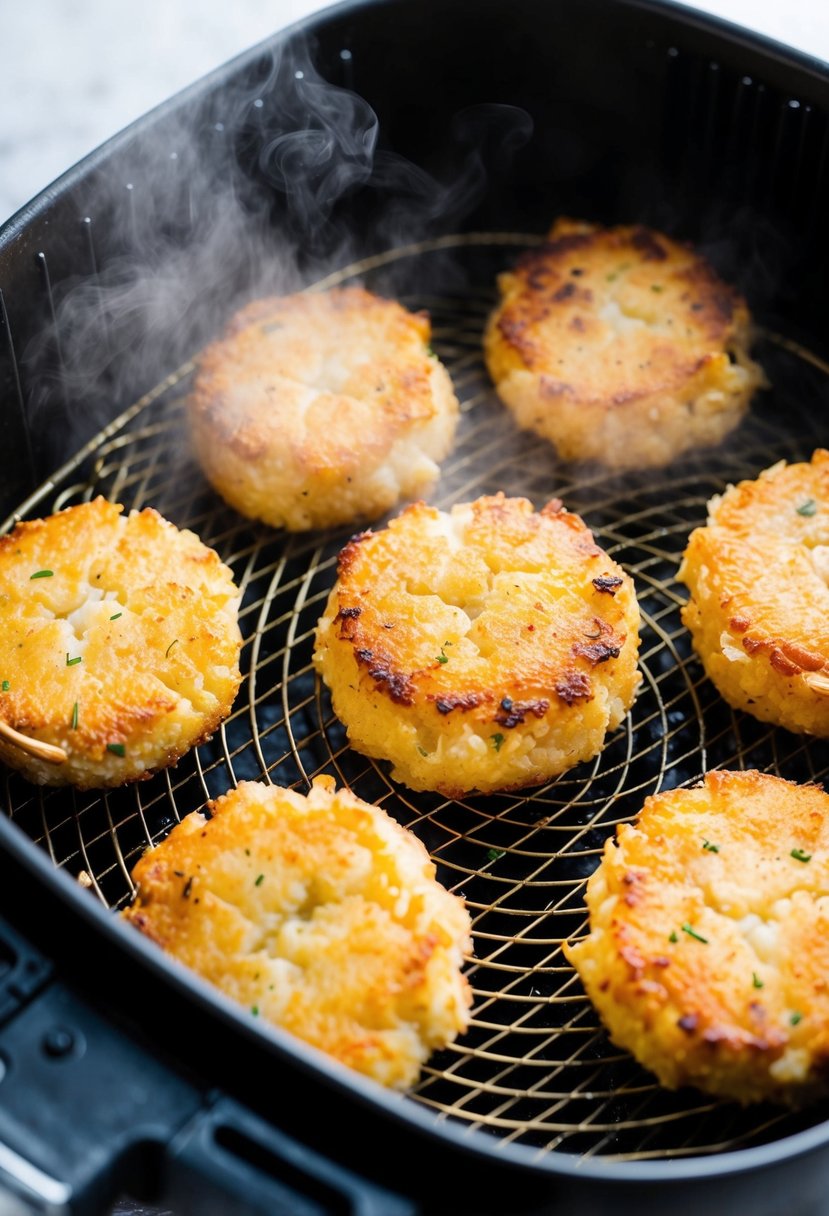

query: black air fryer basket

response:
[2,1,829,1213]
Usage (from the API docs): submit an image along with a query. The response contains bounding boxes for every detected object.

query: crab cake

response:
[0,498,242,789]
[483,218,765,469]
[678,450,829,736]
[565,769,829,1107]
[313,493,641,796]
[123,775,472,1089]
[188,286,460,531]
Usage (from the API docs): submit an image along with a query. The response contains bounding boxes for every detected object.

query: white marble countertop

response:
[2,0,828,227]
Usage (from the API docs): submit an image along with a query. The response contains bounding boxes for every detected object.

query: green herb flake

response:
[30,569,54,579]
[435,640,453,665]
[669,931,678,943]
[752,972,764,989]
[702,839,720,853]
[796,498,818,517]
[681,923,708,944]
[66,654,82,667]
[251,1005,260,1017]
[165,639,179,658]
[490,733,505,752]
[650,284,664,292]
[70,701,79,730]
[791,1011,803,1026]
[791,848,812,863]
[1,680,9,692]
[486,848,505,862]
[254,873,265,887]
[106,742,126,757]
[417,746,429,757]
[110,612,122,620]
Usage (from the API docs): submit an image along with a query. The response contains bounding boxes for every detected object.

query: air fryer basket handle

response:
[165,1095,416,1216]
[0,912,414,1216]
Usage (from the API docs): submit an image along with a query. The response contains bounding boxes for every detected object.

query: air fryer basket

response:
[1,1,829,1213]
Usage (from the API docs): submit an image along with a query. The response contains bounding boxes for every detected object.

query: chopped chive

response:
[790,1011,803,1026]
[165,639,179,658]
[668,931,678,943]
[702,839,720,853]
[106,742,126,757]
[486,848,505,862]
[796,499,817,517]
[791,848,812,863]
[110,611,122,620]
[752,972,764,989]
[1,680,8,692]
[681,923,708,943]
[417,746,429,757]
[254,873,265,887]
[70,701,79,730]
[30,569,53,579]
[490,733,505,752]
[66,654,82,667]
[251,1005,260,1017]
[650,284,664,292]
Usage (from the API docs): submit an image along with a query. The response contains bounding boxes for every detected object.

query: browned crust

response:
[483,217,765,470]
[190,287,443,468]
[122,778,472,1088]
[495,222,745,397]
[0,497,241,788]
[678,450,829,730]
[323,494,633,730]
[565,769,829,1105]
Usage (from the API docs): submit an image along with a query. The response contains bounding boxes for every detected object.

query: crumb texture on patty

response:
[565,769,829,1106]
[313,493,641,795]
[0,497,242,788]
[188,286,460,531]
[484,217,765,469]
[678,449,829,736]
[123,776,473,1089]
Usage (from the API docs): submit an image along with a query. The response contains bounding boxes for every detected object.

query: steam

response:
[22,32,533,474]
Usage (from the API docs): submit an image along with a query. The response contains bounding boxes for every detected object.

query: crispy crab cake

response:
[484,217,766,469]
[188,286,460,531]
[0,498,242,788]
[122,776,473,1089]
[313,493,641,795]
[678,450,829,736]
[565,769,829,1107]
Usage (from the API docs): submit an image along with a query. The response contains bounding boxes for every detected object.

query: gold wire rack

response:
[4,233,829,1163]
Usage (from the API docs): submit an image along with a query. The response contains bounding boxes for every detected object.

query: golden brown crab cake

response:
[483,218,765,469]
[678,450,829,736]
[0,497,242,788]
[313,493,641,795]
[123,775,473,1090]
[565,769,829,1107]
[188,286,460,531]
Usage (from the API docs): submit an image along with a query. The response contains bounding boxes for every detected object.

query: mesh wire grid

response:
[3,232,829,1164]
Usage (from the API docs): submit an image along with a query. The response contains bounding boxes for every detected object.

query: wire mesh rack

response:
[3,233,829,1164]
